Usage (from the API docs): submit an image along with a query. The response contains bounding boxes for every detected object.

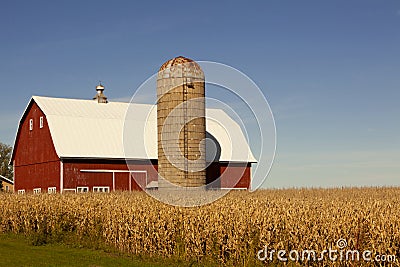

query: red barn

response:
[11,95,256,193]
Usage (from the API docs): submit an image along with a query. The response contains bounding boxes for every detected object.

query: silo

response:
[157,56,206,188]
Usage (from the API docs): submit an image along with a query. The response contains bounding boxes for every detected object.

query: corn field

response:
[0,188,399,266]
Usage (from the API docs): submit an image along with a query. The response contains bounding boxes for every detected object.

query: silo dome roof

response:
[158,56,204,78]
[159,56,201,71]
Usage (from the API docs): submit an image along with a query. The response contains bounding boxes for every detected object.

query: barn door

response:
[130,171,147,191]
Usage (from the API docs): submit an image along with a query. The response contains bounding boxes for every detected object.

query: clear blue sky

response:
[1,0,399,188]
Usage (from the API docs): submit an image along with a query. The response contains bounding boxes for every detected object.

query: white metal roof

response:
[28,96,256,163]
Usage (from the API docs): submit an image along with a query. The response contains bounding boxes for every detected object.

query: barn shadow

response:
[205,132,222,189]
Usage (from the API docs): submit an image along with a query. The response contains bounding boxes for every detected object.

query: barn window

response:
[40,117,44,128]
[29,119,33,131]
[5,185,9,192]
[48,187,56,194]
[33,188,41,194]
[93,186,110,193]
[77,187,89,193]
[18,189,25,194]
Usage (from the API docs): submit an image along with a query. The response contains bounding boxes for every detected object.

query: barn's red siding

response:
[13,102,60,192]
[206,162,251,189]
[220,163,251,189]
[62,160,250,191]
[62,159,158,191]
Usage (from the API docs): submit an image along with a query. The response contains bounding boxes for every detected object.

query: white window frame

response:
[48,187,56,194]
[77,186,89,193]
[29,119,33,131]
[18,189,25,195]
[33,188,41,194]
[40,116,44,128]
[63,189,77,193]
[93,186,110,193]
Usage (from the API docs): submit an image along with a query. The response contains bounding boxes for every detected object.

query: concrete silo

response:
[157,56,206,188]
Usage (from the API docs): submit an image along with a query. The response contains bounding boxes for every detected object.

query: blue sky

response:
[1,0,399,188]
